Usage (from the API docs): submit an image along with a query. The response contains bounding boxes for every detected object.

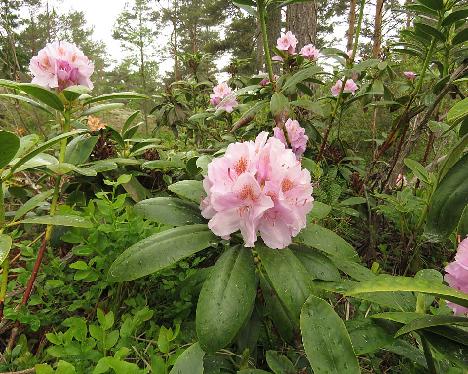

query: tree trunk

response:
[346,0,356,51]
[286,1,317,46]
[372,0,385,58]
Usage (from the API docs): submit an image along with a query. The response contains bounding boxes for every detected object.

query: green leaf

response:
[81,103,125,116]
[20,215,93,228]
[196,247,257,352]
[134,197,204,226]
[347,319,395,355]
[0,131,20,169]
[414,22,446,42]
[339,197,367,206]
[308,201,332,220]
[17,83,64,111]
[238,370,271,374]
[122,110,141,134]
[121,176,148,203]
[421,331,468,368]
[0,234,12,265]
[16,153,58,172]
[259,273,295,342]
[426,153,468,237]
[65,135,98,165]
[417,0,444,10]
[142,159,185,170]
[291,245,340,281]
[447,97,468,125]
[290,99,324,116]
[270,92,289,117]
[282,66,322,92]
[295,223,359,260]
[452,27,468,45]
[232,100,268,131]
[404,158,430,184]
[346,275,468,307]
[0,93,53,114]
[14,189,54,220]
[169,343,205,374]
[438,133,468,182]
[168,180,205,203]
[395,315,468,338]
[108,224,216,282]
[56,360,76,374]
[47,163,97,177]
[83,92,149,105]
[442,9,468,27]
[257,245,311,323]
[8,130,87,176]
[300,295,360,374]
[265,351,295,374]
[62,85,91,102]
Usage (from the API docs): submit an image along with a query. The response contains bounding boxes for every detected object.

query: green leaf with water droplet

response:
[169,342,205,374]
[109,224,216,282]
[300,295,360,374]
[134,197,205,226]
[168,180,205,203]
[20,215,93,228]
[295,224,359,260]
[196,246,257,353]
[257,245,312,323]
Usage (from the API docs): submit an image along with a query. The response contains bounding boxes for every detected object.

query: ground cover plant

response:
[0,0,467,373]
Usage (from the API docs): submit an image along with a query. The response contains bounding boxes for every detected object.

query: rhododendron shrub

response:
[29,41,94,90]
[445,237,468,315]
[210,82,238,113]
[201,132,313,249]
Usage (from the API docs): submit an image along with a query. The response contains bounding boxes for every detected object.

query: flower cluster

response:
[201,132,313,249]
[276,31,298,54]
[274,31,320,62]
[273,119,308,159]
[29,41,94,91]
[331,78,359,96]
[210,82,238,113]
[300,44,320,61]
[445,237,468,315]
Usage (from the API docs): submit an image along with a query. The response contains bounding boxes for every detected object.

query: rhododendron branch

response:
[257,0,274,86]
[20,108,71,310]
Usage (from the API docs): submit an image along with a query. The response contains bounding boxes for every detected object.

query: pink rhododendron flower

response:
[347,49,354,58]
[201,132,313,249]
[300,44,320,61]
[404,71,416,80]
[217,96,239,113]
[445,237,468,315]
[273,119,308,159]
[29,41,94,90]
[272,55,284,62]
[276,31,298,54]
[331,79,358,96]
[210,82,238,113]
